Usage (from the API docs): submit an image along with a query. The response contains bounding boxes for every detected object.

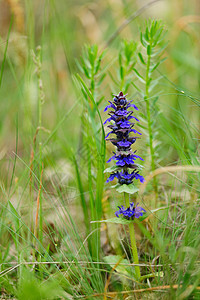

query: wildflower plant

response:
[104,91,146,280]
[101,20,168,283]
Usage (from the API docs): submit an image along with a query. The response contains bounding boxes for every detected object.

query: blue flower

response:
[117,140,132,147]
[106,172,120,183]
[115,202,146,219]
[117,120,131,129]
[115,154,144,167]
[106,170,145,185]
[104,101,116,111]
[115,110,128,116]
[106,154,116,163]
[103,117,112,125]
[115,205,127,217]
[131,129,142,135]
[135,173,145,183]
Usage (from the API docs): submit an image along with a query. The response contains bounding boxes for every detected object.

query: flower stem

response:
[124,193,141,280]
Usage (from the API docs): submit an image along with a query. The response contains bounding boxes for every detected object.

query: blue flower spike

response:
[104,91,145,185]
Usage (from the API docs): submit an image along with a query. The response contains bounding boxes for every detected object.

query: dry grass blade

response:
[139,165,200,195]
[79,285,200,299]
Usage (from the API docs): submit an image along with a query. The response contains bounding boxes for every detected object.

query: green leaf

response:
[148,76,163,93]
[145,27,149,42]
[80,57,91,78]
[8,201,20,229]
[124,79,131,93]
[104,163,143,174]
[153,27,163,45]
[147,45,151,56]
[97,73,106,86]
[150,57,167,73]
[94,50,105,74]
[140,32,148,48]
[118,52,122,66]
[123,40,137,64]
[75,59,84,73]
[133,68,145,84]
[150,20,156,37]
[151,43,168,57]
[91,79,95,91]
[91,206,166,224]
[135,163,145,170]
[120,66,124,80]
[103,255,136,279]
[138,52,146,65]
[82,66,90,79]
[91,206,170,225]
[88,44,98,65]
[97,95,104,106]
[155,30,167,46]
[73,156,90,234]
[112,183,139,194]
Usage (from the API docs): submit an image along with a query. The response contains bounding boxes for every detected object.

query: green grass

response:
[0,0,200,299]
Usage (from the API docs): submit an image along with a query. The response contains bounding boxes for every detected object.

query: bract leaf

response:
[104,165,120,173]
[112,183,139,194]
[91,217,132,225]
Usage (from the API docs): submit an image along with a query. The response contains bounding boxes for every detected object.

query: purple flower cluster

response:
[115,202,146,220]
[104,91,144,185]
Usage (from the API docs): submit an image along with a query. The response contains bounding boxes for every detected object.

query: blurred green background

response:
[0,0,199,151]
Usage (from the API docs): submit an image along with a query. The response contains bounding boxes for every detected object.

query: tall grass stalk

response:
[31,46,45,246]
[75,45,106,263]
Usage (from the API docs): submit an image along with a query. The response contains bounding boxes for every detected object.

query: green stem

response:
[140,273,155,281]
[145,45,158,197]
[90,64,95,101]
[124,193,141,280]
